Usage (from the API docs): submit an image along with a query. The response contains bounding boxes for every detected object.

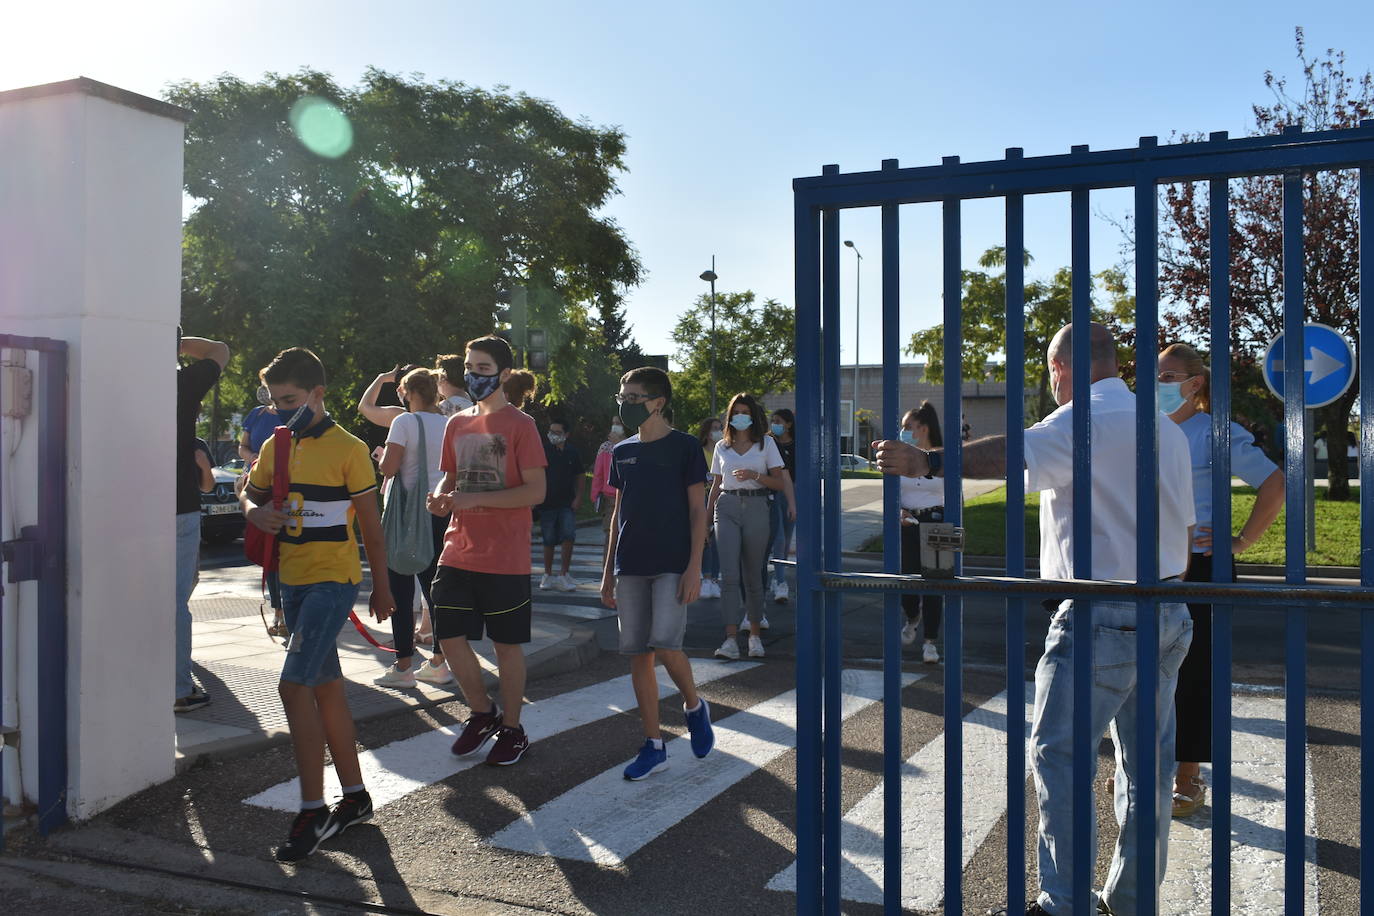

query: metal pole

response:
[1307,408,1317,552]
[710,256,717,417]
[844,241,862,452]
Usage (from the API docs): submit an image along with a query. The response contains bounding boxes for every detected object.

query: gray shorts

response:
[616,573,686,655]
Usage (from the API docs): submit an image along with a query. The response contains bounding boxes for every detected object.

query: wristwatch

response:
[922,448,942,479]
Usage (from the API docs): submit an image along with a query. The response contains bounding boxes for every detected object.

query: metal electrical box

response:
[920,523,965,579]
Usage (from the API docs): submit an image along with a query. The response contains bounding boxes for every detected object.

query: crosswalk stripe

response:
[1160,693,1319,914]
[485,667,920,866]
[766,683,1033,907]
[243,658,759,812]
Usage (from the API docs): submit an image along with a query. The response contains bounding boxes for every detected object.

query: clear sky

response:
[3,2,1370,367]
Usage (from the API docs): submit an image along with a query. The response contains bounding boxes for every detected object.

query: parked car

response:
[200,465,245,545]
[839,454,871,472]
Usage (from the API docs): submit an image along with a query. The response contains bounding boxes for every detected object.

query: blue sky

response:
[4,1,1370,366]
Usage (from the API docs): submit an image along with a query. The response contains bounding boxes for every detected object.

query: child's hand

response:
[599,576,616,610]
[246,505,289,534]
[427,491,454,516]
[677,574,701,605]
[369,586,395,623]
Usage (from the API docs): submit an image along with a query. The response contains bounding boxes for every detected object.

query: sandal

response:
[1172,776,1206,817]
[414,629,434,649]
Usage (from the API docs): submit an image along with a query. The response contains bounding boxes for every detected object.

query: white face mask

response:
[548,433,566,446]
[610,425,624,435]
[710,429,724,442]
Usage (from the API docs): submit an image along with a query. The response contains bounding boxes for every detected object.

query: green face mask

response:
[618,399,652,431]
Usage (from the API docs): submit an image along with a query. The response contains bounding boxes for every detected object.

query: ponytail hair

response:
[503,369,538,408]
[900,401,943,447]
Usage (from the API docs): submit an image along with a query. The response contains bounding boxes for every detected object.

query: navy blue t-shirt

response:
[609,429,709,576]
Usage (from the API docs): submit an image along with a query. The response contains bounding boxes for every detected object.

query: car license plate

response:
[206,504,238,516]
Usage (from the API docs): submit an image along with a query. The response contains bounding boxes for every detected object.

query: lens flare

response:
[288,96,353,159]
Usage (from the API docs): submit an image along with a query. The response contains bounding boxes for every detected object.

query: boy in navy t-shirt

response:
[599,367,715,780]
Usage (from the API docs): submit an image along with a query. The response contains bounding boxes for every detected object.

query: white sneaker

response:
[901,621,918,646]
[748,635,766,658]
[739,615,771,631]
[714,637,741,660]
[539,574,556,590]
[414,658,455,685]
[922,641,940,664]
[701,578,715,599]
[373,663,417,689]
[773,581,789,604]
[559,574,579,592]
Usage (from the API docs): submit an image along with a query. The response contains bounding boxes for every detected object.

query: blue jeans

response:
[175,512,200,700]
[280,581,361,686]
[768,492,796,586]
[539,506,576,546]
[1031,599,1193,916]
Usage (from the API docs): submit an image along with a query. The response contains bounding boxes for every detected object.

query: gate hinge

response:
[2,526,42,583]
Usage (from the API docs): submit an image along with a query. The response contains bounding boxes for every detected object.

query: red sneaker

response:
[485,724,529,766]
[451,705,502,757]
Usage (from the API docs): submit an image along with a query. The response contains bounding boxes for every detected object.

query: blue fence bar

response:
[1279,165,1307,916]
[1207,169,1235,916]
[1361,155,1374,916]
[790,124,1374,916]
[791,193,823,915]
[1069,183,1095,914]
[1131,160,1162,915]
[820,187,844,914]
[1003,156,1027,911]
[879,160,903,916]
[940,185,965,916]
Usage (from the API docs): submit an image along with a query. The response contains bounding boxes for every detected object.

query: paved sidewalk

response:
[177,592,597,769]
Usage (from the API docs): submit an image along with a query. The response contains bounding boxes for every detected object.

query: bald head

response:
[1048,322,1118,379]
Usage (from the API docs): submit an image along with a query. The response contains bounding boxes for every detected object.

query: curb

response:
[173,615,601,773]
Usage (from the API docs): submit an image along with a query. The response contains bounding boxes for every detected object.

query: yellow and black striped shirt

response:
[249,419,378,586]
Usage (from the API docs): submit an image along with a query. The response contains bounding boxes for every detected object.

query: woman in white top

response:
[364,369,455,688]
[708,393,794,660]
[1159,342,1284,816]
[898,402,944,664]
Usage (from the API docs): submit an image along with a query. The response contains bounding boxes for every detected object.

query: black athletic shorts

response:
[431,565,532,645]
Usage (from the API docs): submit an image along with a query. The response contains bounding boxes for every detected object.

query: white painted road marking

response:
[244,658,758,811]
[767,684,1033,908]
[1159,693,1319,914]
[486,668,919,866]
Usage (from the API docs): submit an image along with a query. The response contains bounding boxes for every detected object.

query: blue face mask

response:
[770,422,785,437]
[465,371,503,402]
[730,414,753,431]
[1157,381,1186,414]
[899,429,915,445]
[282,402,316,433]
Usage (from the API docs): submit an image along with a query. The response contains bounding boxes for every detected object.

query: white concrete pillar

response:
[0,78,188,818]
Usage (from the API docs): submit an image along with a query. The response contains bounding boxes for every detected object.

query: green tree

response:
[168,68,642,431]
[671,291,795,428]
[907,247,1133,421]
[1159,30,1372,500]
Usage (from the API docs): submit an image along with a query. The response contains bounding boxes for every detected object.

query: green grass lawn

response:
[860,485,1360,568]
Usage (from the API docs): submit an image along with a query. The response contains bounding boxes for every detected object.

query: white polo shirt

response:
[1023,377,1195,582]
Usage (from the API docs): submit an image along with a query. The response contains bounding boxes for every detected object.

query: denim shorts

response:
[615,573,686,655]
[280,581,360,687]
[540,506,577,546]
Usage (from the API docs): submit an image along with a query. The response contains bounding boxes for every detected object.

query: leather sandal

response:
[1172,776,1206,817]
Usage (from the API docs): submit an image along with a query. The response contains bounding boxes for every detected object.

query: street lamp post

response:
[700,258,719,416]
[843,240,862,452]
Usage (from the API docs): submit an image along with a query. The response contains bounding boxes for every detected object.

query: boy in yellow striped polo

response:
[241,347,395,863]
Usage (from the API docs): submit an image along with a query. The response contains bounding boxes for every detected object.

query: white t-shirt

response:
[438,394,474,416]
[712,436,784,491]
[1023,377,1195,582]
[900,474,944,511]
[385,410,449,493]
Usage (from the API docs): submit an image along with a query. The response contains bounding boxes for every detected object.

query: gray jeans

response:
[714,492,771,628]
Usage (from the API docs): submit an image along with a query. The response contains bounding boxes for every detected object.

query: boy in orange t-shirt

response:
[426,336,547,766]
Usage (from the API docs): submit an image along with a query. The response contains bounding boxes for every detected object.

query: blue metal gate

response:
[792,123,1374,914]
[0,333,69,847]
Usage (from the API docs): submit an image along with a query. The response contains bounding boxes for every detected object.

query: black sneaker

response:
[274,807,337,862]
[173,688,210,714]
[987,902,1110,916]
[326,791,373,837]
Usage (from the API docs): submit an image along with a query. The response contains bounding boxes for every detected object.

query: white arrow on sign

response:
[1270,346,1346,386]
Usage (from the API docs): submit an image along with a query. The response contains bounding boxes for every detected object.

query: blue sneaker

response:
[685,698,714,759]
[623,739,669,781]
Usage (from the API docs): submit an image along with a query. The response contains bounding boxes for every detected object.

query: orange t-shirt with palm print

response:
[437,404,547,575]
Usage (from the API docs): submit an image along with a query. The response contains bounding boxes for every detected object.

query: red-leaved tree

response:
[1160,28,1372,500]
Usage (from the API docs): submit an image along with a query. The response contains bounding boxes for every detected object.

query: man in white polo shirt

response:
[874,322,1194,916]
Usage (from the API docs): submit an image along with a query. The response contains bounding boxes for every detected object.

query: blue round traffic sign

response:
[1262,322,1356,409]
